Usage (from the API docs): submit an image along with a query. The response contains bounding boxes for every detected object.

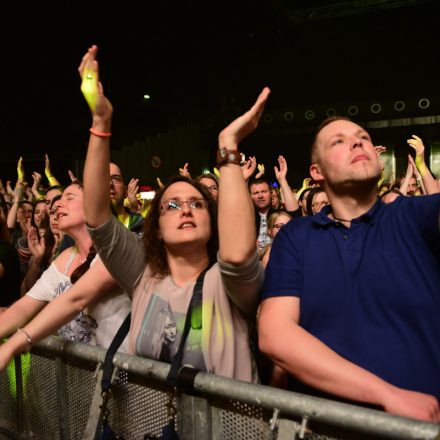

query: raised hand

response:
[156,177,164,189]
[241,156,257,181]
[68,170,77,183]
[218,87,270,150]
[255,163,265,179]
[274,155,288,182]
[178,163,191,178]
[127,178,140,204]
[407,135,425,158]
[17,157,25,182]
[374,145,387,156]
[78,45,113,126]
[32,172,42,187]
[27,226,46,264]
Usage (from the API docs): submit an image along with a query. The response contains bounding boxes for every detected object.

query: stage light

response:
[283,111,294,122]
[263,113,274,123]
[370,103,382,114]
[143,94,151,100]
[305,110,315,120]
[394,101,405,111]
[418,98,430,109]
[326,108,336,117]
[348,105,358,116]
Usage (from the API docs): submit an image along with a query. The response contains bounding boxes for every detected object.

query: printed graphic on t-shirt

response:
[54,280,98,343]
[136,294,206,371]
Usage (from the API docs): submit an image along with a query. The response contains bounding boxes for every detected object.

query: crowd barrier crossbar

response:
[0,336,439,440]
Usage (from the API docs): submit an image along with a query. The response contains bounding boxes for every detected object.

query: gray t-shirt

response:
[88,216,263,381]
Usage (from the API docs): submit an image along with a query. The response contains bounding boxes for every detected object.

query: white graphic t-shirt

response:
[26,250,131,351]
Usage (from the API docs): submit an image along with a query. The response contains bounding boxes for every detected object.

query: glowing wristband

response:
[89,127,112,138]
[81,67,98,112]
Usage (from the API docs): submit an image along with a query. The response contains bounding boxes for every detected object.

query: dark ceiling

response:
[0,0,439,180]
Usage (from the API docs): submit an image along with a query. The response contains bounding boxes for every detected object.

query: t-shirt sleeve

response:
[26,263,58,302]
[87,215,146,294]
[217,251,264,316]
[260,224,302,301]
[394,194,440,250]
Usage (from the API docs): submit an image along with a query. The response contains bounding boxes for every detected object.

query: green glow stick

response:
[80,67,98,112]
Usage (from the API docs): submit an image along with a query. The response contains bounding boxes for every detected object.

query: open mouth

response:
[178,222,196,229]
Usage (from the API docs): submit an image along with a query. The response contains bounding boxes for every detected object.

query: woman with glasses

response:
[196,173,219,201]
[260,211,292,268]
[81,45,267,381]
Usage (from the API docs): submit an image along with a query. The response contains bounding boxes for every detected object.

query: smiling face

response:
[310,120,382,191]
[56,184,85,233]
[158,181,211,251]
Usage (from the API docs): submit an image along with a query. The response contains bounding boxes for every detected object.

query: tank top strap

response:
[64,247,78,275]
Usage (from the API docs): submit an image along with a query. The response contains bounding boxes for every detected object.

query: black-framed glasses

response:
[160,198,208,214]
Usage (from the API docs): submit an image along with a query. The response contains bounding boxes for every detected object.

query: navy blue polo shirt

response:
[261,194,440,400]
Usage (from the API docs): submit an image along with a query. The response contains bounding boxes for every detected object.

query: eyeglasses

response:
[272,223,286,230]
[160,198,208,214]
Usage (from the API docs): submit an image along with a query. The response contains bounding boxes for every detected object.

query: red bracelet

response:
[89,127,112,138]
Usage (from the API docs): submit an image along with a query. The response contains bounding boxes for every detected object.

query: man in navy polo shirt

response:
[259,117,440,422]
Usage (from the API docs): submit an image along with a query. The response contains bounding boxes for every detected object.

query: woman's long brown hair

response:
[142,176,218,278]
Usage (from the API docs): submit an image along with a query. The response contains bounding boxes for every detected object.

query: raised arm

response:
[218,88,270,264]
[80,45,113,228]
[259,296,440,422]
[407,135,439,195]
[0,258,118,371]
[399,156,414,196]
[274,155,299,212]
[6,181,23,229]
[44,154,61,187]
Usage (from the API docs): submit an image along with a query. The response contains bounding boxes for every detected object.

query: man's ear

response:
[310,163,324,182]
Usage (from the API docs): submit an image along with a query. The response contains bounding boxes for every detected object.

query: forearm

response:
[0,296,46,340]
[278,178,299,211]
[415,157,439,195]
[83,121,112,227]
[218,163,256,264]
[399,175,411,195]
[259,307,391,407]
[6,201,18,229]
[20,258,42,295]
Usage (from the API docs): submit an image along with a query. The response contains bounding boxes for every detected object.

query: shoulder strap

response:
[101,313,131,392]
[64,247,78,274]
[166,269,207,386]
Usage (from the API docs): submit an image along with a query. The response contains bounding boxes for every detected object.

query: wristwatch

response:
[216,148,241,168]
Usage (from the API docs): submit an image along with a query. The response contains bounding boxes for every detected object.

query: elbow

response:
[220,249,255,267]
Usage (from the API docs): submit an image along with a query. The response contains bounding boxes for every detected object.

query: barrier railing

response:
[0,336,438,440]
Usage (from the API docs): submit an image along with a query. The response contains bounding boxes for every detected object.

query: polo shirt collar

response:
[312,197,382,227]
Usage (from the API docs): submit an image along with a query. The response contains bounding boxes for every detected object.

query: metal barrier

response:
[0,336,439,440]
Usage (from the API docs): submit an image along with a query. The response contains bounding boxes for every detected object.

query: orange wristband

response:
[90,127,112,138]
